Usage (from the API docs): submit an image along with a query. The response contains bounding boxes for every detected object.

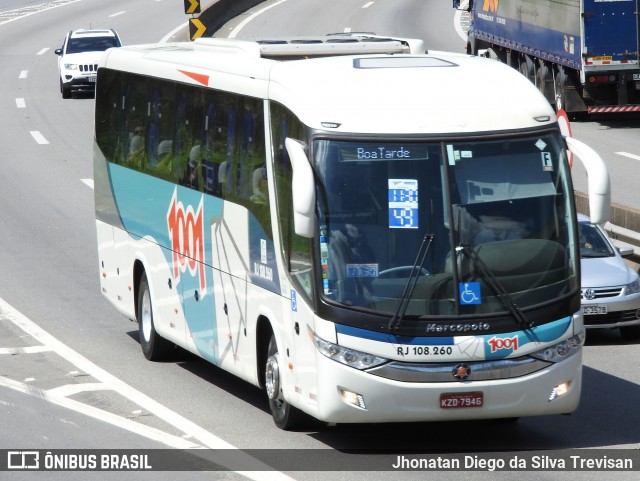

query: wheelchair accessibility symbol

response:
[459,282,481,305]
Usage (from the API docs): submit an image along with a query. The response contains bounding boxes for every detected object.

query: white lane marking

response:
[362,2,374,8]
[109,11,126,18]
[0,375,201,449]
[0,297,232,448]
[229,0,288,39]
[30,131,49,144]
[19,70,28,79]
[16,98,26,108]
[0,298,295,481]
[36,47,49,55]
[0,0,81,26]
[616,152,640,161]
[344,27,352,33]
[47,382,111,398]
[160,21,189,43]
[81,178,94,189]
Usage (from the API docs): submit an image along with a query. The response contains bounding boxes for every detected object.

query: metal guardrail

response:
[604,223,640,271]
[604,222,640,255]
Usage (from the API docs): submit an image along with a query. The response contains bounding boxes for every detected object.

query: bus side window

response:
[145,82,176,179]
[95,69,125,165]
[123,77,148,170]
[270,102,313,301]
[174,87,200,189]
[202,101,218,195]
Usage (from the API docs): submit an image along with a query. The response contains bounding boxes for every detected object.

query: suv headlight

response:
[63,63,79,70]
[625,278,640,295]
[311,332,388,370]
[531,333,584,363]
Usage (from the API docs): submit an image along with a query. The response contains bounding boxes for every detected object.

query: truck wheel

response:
[554,67,569,111]
[518,54,535,84]
[535,60,555,104]
[466,34,490,56]
[265,333,306,430]
[137,272,173,361]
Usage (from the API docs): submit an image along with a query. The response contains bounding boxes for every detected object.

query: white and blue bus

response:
[94,35,610,429]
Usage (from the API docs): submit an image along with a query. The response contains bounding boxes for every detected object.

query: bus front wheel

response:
[265,334,306,430]
[137,272,172,361]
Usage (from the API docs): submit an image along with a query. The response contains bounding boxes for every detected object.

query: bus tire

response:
[265,333,306,430]
[137,272,173,361]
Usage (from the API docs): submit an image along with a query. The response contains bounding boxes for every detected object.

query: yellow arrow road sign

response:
[189,18,206,40]
[184,0,201,15]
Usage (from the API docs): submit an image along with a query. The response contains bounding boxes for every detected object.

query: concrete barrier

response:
[197,0,265,38]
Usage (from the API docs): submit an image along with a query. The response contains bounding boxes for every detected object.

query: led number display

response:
[388,179,418,229]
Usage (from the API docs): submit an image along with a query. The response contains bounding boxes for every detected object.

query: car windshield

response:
[579,222,615,258]
[67,36,119,54]
[314,132,578,318]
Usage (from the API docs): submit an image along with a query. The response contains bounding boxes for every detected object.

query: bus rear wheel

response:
[137,272,173,361]
[265,334,307,430]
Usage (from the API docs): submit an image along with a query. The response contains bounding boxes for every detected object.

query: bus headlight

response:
[312,333,388,370]
[530,333,584,363]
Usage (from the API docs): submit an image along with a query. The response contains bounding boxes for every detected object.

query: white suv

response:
[55,29,121,98]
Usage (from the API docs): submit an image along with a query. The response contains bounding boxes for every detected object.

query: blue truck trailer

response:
[454,0,640,115]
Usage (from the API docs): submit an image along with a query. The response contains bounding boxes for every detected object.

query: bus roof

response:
[99,36,557,135]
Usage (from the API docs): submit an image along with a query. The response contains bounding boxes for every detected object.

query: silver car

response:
[579,214,640,340]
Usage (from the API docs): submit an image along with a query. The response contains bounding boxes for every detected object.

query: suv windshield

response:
[314,132,578,317]
[67,36,119,54]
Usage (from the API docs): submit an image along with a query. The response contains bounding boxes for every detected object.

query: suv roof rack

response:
[193,34,425,59]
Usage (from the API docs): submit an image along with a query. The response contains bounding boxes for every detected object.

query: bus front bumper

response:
[300,351,582,424]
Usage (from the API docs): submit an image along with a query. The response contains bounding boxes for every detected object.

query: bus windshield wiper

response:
[457,243,534,329]
[388,234,434,331]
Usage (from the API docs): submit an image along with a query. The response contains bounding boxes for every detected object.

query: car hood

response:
[581,256,636,288]
[61,51,104,64]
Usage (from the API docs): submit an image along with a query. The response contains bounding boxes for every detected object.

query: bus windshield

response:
[314,133,578,318]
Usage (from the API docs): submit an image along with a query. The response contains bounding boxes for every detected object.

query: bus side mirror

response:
[285,138,316,238]
[565,136,611,224]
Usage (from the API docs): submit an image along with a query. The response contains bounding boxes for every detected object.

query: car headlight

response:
[625,278,640,295]
[311,332,388,370]
[63,64,79,70]
[530,333,584,363]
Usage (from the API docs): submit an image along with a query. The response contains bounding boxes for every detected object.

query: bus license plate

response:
[583,305,607,315]
[440,392,483,409]
[89,76,96,82]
